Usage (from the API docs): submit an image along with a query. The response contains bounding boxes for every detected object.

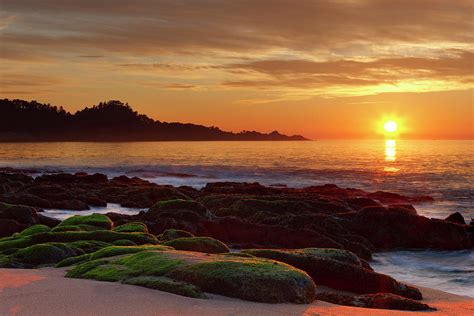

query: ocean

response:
[0,140,472,296]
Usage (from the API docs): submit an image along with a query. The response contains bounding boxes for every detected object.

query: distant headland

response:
[0,99,308,142]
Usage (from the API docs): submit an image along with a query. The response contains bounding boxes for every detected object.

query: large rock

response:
[316,292,434,311]
[66,249,316,304]
[243,248,421,300]
[445,212,466,225]
[349,206,472,249]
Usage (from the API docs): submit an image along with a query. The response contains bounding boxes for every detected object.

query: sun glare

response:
[384,120,398,133]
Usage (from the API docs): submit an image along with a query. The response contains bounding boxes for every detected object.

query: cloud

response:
[221,50,474,90]
[1,0,472,60]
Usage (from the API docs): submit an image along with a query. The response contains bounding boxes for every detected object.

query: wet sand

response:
[0,268,473,316]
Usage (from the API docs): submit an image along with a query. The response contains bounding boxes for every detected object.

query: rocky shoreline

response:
[0,172,473,311]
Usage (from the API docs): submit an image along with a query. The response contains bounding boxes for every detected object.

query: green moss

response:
[302,248,362,266]
[163,237,229,254]
[58,245,171,267]
[65,259,110,278]
[171,259,315,303]
[89,245,170,261]
[0,231,157,252]
[56,253,91,267]
[64,249,316,304]
[11,242,84,266]
[157,229,194,242]
[17,225,51,236]
[112,239,137,246]
[67,251,184,282]
[113,222,148,233]
[51,225,84,233]
[58,214,113,230]
[124,276,205,298]
[56,224,109,232]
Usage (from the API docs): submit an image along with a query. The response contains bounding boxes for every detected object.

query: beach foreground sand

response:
[0,268,472,316]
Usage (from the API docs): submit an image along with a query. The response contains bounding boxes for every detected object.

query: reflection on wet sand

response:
[0,270,45,292]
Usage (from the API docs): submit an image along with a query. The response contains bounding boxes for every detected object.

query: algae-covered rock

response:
[10,242,84,266]
[170,259,315,303]
[163,237,229,254]
[112,239,137,246]
[0,230,157,252]
[66,249,316,304]
[16,224,51,237]
[243,248,421,300]
[124,276,205,298]
[157,229,194,242]
[58,214,113,230]
[145,199,212,221]
[57,245,170,267]
[113,222,148,233]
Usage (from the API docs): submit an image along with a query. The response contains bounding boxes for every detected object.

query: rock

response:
[243,248,421,300]
[0,219,25,238]
[0,202,42,226]
[157,229,195,242]
[163,237,230,254]
[58,214,114,230]
[54,199,90,211]
[113,222,148,233]
[445,212,466,225]
[349,206,472,249]
[366,191,434,204]
[316,292,434,311]
[66,249,316,304]
[144,199,213,221]
[344,197,382,210]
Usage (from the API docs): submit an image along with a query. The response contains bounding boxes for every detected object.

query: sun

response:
[384,120,398,133]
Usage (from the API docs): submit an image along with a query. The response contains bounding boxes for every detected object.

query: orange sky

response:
[0,0,473,139]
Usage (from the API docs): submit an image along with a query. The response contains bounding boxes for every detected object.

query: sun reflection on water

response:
[384,139,400,172]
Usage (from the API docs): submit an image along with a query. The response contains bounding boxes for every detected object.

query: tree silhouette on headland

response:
[0,99,308,141]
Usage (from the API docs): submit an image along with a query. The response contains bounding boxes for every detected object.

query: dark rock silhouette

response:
[0,99,307,141]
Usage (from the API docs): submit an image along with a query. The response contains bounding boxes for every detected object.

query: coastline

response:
[1,268,472,316]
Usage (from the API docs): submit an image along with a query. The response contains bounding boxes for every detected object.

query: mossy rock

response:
[112,239,137,246]
[10,242,84,266]
[157,229,194,242]
[145,199,211,221]
[0,231,158,252]
[124,276,205,298]
[302,248,362,266]
[170,259,315,303]
[16,224,51,237]
[66,249,316,304]
[113,222,148,233]
[51,225,84,233]
[243,248,421,300]
[51,224,103,232]
[66,251,184,281]
[58,214,113,230]
[163,237,229,254]
[57,245,171,267]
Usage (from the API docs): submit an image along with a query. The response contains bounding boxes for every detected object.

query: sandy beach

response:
[0,268,472,316]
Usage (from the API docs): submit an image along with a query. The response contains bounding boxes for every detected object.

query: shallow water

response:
[372,250,474,298]
[41,204,144,220]
[0,140,473,296]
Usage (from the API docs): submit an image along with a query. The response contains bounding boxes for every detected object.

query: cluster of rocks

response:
[1,171,472,311]
[1,214,432,310]
[1,172,472,259]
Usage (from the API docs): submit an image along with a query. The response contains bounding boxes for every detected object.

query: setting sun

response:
[384,121,398,133]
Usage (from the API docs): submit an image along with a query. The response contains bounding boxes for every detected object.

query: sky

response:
[0,0,473,139]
